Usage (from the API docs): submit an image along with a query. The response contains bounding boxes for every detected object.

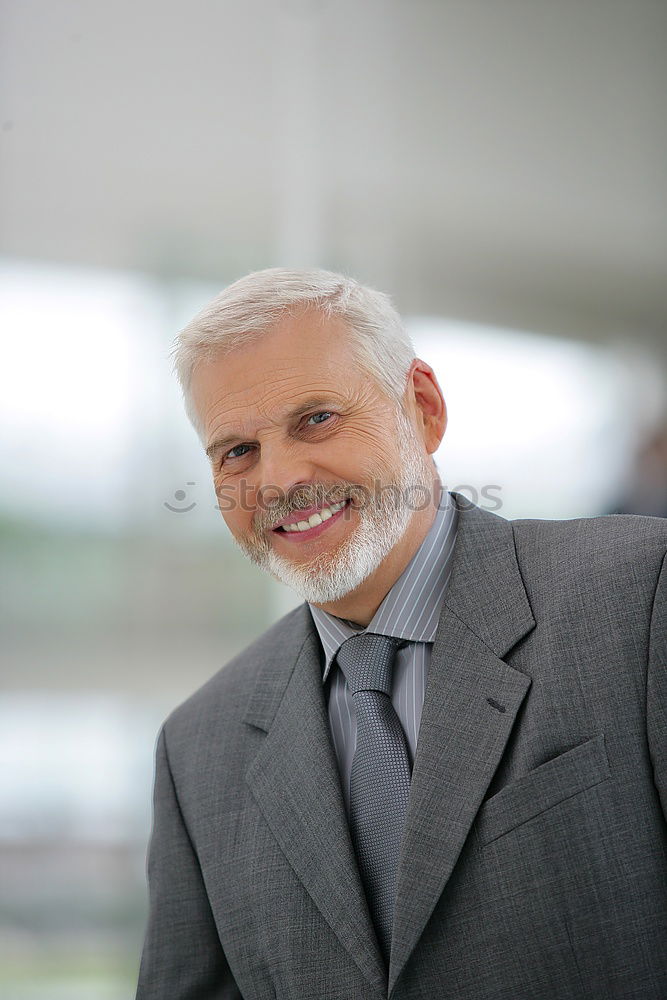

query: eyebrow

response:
[204,397,341,461]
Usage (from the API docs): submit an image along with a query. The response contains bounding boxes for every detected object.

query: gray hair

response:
[170,267,416,444]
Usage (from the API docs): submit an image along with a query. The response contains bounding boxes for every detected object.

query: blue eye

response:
[226,443,252,460]
[308,411,332,425]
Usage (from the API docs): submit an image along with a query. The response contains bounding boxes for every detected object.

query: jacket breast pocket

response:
[474,733,611,848]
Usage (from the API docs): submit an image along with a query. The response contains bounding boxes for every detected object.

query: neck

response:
[311,475,443,627]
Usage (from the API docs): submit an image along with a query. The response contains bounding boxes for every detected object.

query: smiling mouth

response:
[272,498,351,537]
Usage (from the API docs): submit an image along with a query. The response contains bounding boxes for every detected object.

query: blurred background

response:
[1,0,666,996]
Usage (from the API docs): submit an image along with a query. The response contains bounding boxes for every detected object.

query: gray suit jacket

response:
[136,494,667,999]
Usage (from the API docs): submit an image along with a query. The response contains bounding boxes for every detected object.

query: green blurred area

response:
[1,514,275,695]
[1,516,278,998]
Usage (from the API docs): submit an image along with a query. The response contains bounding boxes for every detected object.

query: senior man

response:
[136,268,667,1000]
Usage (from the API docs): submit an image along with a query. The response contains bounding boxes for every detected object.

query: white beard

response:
[232,407,436,604]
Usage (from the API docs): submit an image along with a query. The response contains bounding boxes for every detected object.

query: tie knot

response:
[335,632,404,696]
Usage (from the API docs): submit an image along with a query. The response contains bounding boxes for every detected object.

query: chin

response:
[267,541,382,604]
[283,574,364,605]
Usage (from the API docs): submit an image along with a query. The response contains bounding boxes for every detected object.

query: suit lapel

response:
[388,496,536,995]
[244,605,388,994]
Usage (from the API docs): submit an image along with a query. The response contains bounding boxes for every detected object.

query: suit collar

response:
[241,603,310,733]
[442,491,535,657]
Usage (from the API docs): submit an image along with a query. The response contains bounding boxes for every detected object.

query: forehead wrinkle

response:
[267,355,350,378]
[200,373,281,442]
[208,365,337,420]
[201,347,359,426]
[215,378,343,430]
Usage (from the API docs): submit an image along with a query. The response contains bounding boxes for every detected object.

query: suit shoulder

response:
[510,511,667,591]
[511,510,667,553]
[162,601,309,736]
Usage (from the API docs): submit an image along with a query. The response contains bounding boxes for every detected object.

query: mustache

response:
[253,481,361,533]
[252,474,423,535]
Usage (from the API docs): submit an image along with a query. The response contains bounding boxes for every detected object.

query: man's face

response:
[191,308,435,603]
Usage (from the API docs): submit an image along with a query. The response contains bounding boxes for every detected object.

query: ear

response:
[405,359,447,454]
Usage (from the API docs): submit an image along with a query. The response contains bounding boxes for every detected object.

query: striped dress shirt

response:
[308,490,459,816]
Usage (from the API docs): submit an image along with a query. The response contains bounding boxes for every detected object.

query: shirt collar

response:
[308,489,459,682]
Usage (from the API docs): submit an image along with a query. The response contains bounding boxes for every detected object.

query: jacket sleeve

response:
[647,549,667,824]
[135,725,242,1000]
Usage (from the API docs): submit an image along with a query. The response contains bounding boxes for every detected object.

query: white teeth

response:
[280,500,346,533]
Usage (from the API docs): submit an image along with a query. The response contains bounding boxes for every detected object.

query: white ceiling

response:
[1,0,666,349]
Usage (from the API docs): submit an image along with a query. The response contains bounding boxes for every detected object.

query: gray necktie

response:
[335,631,412,963]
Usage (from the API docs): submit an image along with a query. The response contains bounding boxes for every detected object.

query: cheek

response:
[222,510,260,547]
[215,483,253,533]
[336,439,402,482]
[325,430,391,470]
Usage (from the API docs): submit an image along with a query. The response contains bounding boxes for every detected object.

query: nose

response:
[255,439,319,514]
